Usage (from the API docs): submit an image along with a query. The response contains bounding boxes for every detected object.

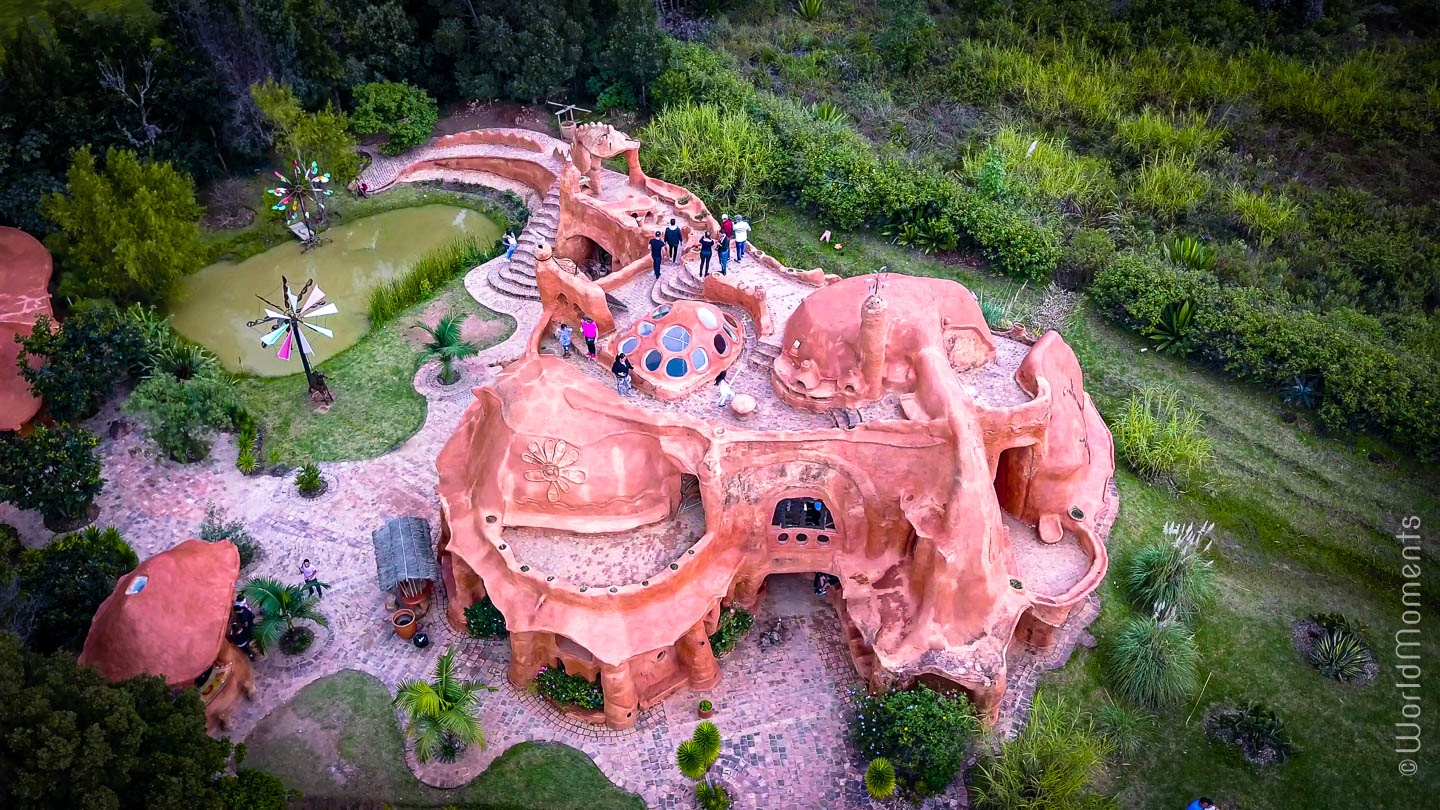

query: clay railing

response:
[434,129,546,153]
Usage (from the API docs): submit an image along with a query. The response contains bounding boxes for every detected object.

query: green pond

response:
[170,205,498,376]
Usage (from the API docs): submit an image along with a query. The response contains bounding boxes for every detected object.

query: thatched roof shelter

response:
[372,516,438,594]
[79,539,239,686]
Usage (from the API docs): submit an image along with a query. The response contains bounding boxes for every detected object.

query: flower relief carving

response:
[522,438,587,502]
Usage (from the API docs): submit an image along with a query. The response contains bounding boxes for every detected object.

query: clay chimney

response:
[860,289,888,397]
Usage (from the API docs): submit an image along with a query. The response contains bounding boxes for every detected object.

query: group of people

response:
[650,214,751,279]
[226,558,327,660]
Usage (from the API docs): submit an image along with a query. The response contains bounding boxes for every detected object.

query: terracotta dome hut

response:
[0,227,54,431]
[79,539,255,732]
[611,300,745,400]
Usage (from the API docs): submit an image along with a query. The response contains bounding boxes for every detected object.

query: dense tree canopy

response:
[16,305,147,422]
[0,425,106,531]
[14,526,136,652]
[350,81,440,155]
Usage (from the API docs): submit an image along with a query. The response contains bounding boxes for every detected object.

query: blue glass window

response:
[661,325,691,352]
[619,337,639,355]
[637,321,655,336]
[665,357,688,378]
[691,348,709,370]
[651,305,672,319]
[643,350,662,372]
[696,307,718,329]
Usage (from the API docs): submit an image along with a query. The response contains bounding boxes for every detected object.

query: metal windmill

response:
[247,276,338,399]
[546,100,592,129]
[267,158,334,227]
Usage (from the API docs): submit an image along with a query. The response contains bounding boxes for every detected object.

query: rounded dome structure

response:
[614,301,744,399]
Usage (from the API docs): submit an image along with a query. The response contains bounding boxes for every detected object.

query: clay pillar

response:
[732,576,763,611]
[625,148,645,187]
[676,623,721,689]
[600,661,640,729]
[859,294,888,397]
[508,631,552,688]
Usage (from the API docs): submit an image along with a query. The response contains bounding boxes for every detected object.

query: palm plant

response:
[677,721,723,799]
[241,577,329,654]
[865,757,897,800]
[413,312,480,384]
[394,646,496,763]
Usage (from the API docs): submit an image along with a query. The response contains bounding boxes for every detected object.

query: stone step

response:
[498,261,540,288]
[487,269,542,301]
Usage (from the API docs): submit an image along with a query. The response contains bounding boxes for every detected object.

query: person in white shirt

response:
[732,217,751,261]
[715,370,735,407]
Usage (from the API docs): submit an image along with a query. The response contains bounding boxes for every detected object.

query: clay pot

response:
[399,581,432,617]
[392,609,418,639]
[698,701,714,719]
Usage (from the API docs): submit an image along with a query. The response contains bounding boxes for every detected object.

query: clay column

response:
[600,661,640,729]
[859,293,888,398]
[625,148,646,187]
[508,630,552,688]
[676,622,721,689]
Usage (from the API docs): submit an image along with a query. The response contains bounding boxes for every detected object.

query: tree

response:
[216,766,298,810]
[677,721,728,808]
[0,631,236,809]
[41,147,206,305]
[430,0,599,103]
[0,424,105,532]
[334,0,421,88]
[240,578,329,654]
[16,305,147,421]
[16,526,136,652]
[250,80,363,184]
[394,646,494,763]
[595,0,665,108]
[413,312,479,384]
[350,81,439,155]
[125,370,244,462]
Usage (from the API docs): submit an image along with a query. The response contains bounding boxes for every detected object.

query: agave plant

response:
[810,100,849,124]
[1308,627,1373,682]
[865,757,897,799]
[413,312,480,385]
[241,577,329,654]
[394,646,496,763]
[892,223,923,249]
[1281,376,1320,409]
[795,0,824,22]
[1145,299,1194,355]
[152,341,222,381]
[1207,701,1294,765]
[1160,235,1214,271]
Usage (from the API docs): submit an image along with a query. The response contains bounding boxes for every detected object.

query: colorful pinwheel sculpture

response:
[268,159,334,224]
[246,277,338,394]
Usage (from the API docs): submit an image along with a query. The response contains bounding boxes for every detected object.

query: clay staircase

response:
[829,408,864,430]
[486,184,562,300]
[649,261,706,306]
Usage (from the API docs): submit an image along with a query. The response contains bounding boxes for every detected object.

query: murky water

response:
[170,205,498,376]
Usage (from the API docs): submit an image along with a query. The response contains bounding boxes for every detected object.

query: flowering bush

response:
[708,606,754,657]
[535,665,604,711]
[464,596,508,638]
[852,685,978,796]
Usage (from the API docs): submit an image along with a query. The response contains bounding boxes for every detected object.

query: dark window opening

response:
[772,497,835,530]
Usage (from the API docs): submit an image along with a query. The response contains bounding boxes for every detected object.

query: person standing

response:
[557,322,574,358]
[300,558,326,599]
[612,352,635,396]
[720,215,735,243]
[1184,800,1215,810]
[716,232,731,275]
[649,230,665,278]
[228,619,256,660]
[733,216,751,261]
[698,231,715,277]
[715,370,735,407]
[503,230,519,261]
[664,218,682,264]
[581,316,598,358]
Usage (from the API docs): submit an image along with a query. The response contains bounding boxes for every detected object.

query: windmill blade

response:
[302,321,334,339]
[301,284,326,313]
[305,302,338,318]
[276,330,294,360]
[261,325,290,346]
[297,330,314,356]
[263,307,288,321]
[286,282,299,313]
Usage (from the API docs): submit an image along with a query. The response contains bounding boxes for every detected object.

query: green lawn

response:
[763,209,1439,809]
[237,274,513,465]
[243,669,645,809]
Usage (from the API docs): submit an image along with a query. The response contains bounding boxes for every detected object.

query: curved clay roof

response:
[0,227,54,431]
[79,539,240,687]
[614,300,743,395]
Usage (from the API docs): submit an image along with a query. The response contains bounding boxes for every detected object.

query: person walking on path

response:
[716,232,731,275]
[715,369,735,408]
[612,352,635,396]
[664,218,683,264]
[300,558,327,599]
[557,322,574,358]
[733,216,751,261]
[503,230,519,261]
[649,230,665,278]
[698,231,715,277]
[581,316,599,358]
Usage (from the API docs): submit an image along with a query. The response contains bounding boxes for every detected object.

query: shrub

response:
[1225,185,1303,246]
[1203,701,1295,766]
[641,103,780,216]
[41,146,206,306]
[217,768,299,810]
[964,127,1116,210]
[368,235,499,324]
[18,526,137,652]
[652,41,754,109]
[349,82,439,155]
[250,80,362,184]
[944,188,1063,282]
[16,307,147,421]
[708,605,754,656]
[865,757,897,800]
[1123,522,1215,620]
[0,423,105,528]
[124,370,244,462]
[1105,615,1199,708]
[1129,155,1208,219]
[464,596,508,638]
[696,782,731,810]
[853,686,978,795]
[295,463,323,495]
[1307,626,1373,683]
[535,664,604,711]
[1095,695,1156,758]
[1115,107,1225,157]
[1061,228,1115,286]
[969,697,1116,810]
[199,503,260,568]
[1110,387,1212,490]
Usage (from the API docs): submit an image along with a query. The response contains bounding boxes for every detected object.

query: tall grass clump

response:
[640,103,779,215]
[1105,615,1199,708]
[1225,184,1303,246]
[1115,107,1226,158]
[1095,695,1156,759]
[1129,155,1208,219]
[367,235,495,324]
[965,127,1116,210]
[1124,522,1215,620]
[969,697,1117,810]
[1111,386,1212,489]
